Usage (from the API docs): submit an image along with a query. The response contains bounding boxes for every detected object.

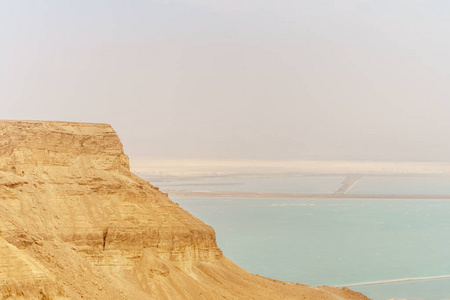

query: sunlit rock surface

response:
[0,121,368,300]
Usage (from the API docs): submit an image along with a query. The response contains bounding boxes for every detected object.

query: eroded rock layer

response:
[0,121,368,300]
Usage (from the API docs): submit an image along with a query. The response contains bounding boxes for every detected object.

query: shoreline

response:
[336,275,450,287]
[168,190,450,200]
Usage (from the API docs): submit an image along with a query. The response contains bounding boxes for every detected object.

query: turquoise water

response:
[355,279,450,300]
[175,197,450,300]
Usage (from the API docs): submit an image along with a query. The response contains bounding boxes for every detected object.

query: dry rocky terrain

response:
[0,121,368,300]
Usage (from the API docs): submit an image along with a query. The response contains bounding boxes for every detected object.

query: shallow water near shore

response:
[173,197,450,300]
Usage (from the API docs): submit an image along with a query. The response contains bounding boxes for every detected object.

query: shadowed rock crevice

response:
[102,228,108,251]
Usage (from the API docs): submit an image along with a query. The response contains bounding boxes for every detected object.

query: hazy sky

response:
[1,1,450,161]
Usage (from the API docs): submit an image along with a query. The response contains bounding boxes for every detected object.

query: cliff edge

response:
[0,121,368,300]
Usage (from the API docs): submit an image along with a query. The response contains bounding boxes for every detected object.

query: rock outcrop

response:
[0,121,368,300]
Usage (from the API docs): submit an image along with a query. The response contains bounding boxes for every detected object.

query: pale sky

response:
[1,1,450,161]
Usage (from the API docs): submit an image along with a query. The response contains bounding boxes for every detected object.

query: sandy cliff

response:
[0,121,368,300]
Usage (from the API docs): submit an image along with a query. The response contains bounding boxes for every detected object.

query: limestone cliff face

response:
[0,121,368,300]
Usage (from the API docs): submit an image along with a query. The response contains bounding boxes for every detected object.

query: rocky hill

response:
[0,121,368,300]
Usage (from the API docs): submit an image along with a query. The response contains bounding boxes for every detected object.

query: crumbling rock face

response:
[0,121,368,300]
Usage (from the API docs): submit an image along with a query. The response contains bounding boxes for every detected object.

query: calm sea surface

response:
[150,176,450,300]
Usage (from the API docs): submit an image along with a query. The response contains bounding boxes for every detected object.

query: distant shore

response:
[167,190,450,200]
[130,158,450,181]
[130,158,450,200]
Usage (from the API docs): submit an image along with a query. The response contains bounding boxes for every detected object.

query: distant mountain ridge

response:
[0,120,367,300]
